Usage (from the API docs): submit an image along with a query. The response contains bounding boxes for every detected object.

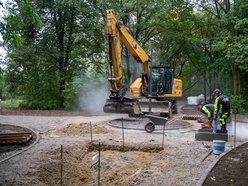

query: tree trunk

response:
[54,6,66,107]
[228,11,240,96]
[232,63,240,96]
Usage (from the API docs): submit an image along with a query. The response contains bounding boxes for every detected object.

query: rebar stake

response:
[162,122,165,149]
[61,144,63,186]
[122,118,125,151]
[98,142,101,186]
[90,122,93,143]
[234,113,237,149]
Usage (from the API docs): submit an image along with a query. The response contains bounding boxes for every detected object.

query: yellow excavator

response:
[103,10,182,117]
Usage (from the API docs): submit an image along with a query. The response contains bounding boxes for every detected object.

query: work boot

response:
[221,125,227,133]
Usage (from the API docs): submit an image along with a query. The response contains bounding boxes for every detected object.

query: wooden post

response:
[148,38,154,114]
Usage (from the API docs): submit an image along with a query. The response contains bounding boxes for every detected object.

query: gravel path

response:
[0,113,247,186]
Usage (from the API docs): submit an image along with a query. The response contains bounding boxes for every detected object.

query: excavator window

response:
[151,67,174,96]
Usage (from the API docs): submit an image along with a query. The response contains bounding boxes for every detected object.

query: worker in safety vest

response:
[200,104,214,121]
[212,89,231,133]
[199,103,215,130]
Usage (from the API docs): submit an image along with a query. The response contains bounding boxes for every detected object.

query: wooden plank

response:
[0,134,32,139]
[0,136,31,140]
[0,133,33,144]
[0,132,32,136]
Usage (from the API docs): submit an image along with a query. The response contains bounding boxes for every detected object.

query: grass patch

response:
[0,99,23,108]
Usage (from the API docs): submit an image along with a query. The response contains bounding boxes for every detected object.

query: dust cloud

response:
[78,75,109,114]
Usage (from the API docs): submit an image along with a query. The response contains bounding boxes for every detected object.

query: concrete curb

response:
[108,122,192,131]
[108,119,192,132]
[197,141,248,186]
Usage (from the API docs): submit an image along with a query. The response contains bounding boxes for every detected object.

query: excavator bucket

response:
[103,98,141,114]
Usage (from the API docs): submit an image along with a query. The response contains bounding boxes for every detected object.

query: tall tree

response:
[3,0,105,109]
[194,0,246,96]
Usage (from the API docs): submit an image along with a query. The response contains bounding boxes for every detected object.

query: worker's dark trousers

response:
[221,125,227,133]
[220,112,231,133]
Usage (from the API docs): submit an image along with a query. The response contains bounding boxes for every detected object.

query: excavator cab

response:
[151,66,174,96]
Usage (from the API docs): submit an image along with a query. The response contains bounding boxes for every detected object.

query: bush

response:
[231,95,246,114]
[0,99,23,108]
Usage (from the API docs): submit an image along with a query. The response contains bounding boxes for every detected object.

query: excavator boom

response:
[103,9,150,114]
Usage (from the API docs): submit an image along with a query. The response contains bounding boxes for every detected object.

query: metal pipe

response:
[149,37,154,114]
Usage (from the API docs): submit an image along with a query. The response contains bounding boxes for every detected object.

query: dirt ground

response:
[204,142,248,186]
[0,105,248,186]
[38,143,161,186]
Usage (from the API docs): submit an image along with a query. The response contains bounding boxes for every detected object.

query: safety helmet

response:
[198,101,207,111]
[212,89,221,96]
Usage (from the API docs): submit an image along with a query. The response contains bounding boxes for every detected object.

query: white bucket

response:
[212,140,226,155]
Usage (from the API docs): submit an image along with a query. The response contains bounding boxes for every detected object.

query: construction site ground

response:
[0,104,248,186]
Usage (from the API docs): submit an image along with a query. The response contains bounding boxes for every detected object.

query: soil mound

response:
[54,123,110,136]
[38,143,158,186]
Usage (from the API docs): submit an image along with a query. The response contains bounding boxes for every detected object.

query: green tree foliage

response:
[0,0,248,111]
[0,0,42,47]
[5,45,62,108]
[213,0,248,72]
[231,95,246,114]
[195,0,248,96]
[2,0,105,109]
[0,69,3,99]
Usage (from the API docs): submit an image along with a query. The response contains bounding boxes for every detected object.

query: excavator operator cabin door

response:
[151,66,174,96]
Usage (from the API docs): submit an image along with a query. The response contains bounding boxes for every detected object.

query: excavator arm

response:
[103,10,151,114]
[106,10,123,96]
[106,9,150,98]
[117,19,150,77]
